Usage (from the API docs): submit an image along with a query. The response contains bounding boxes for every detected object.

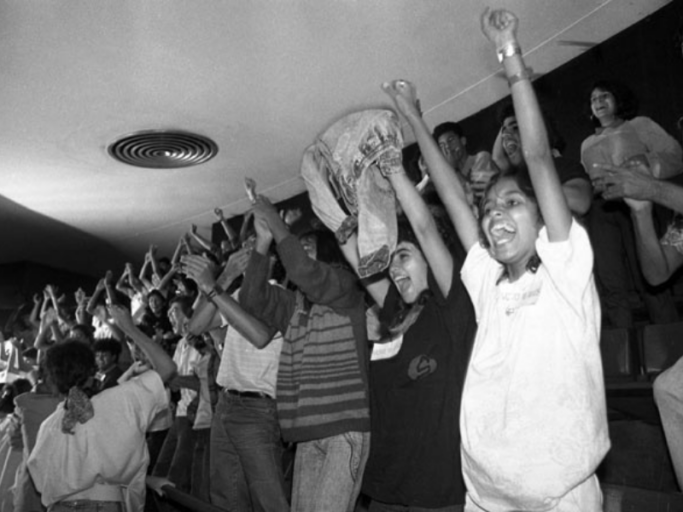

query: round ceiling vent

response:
[108,130,218,169]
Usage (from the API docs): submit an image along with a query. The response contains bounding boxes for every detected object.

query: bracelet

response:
[497,42,522,63]
[507,68,532,86]
[377,149,404,178]
[206,284,224,301]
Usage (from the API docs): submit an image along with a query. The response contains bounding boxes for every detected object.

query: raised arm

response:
[602,159,683,284]
[481,8,571,241]
[339,234,390,308]
[629,203,683,285]
[138,252,154,292]
[109,304,177,383]
[251,196,360,307]
[155,264,179,295]
[382,80,480,253]
[115,265,135,298]
[28,294,42,329]
[103,270,118,306]
[74,288,89,325]
[602,160,683,213]
[86,279,106,316]
[189,224,218,255]
[182,248,275,348]
[149,245,162,282]
[214,208,239,250]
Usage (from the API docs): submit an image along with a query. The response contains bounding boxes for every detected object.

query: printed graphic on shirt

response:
[499,284,541,316]
[408,355,437,380]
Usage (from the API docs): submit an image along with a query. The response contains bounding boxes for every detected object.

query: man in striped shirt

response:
[240,196,371,512]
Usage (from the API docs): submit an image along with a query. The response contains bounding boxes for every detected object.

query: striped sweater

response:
[240,235,370,443]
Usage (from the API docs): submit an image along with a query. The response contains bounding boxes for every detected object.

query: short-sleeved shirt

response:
[554,155,589,185]
[460,221,609,511]
[173,337,201,417]
[362,265,476,507]
[28,370,168,512]
[216,289,283,398]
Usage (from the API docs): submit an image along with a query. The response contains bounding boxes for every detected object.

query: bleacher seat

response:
[642,322,683,375]
[601,327,636,380]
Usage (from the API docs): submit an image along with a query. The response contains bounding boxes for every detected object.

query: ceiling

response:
[0,0,672,277]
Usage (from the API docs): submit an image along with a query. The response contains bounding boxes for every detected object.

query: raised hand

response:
[104,270,114,285]
[251,196,281,230]
[33,293,42,306]
[217,247,251,288]
[180,254,218,292]
[191,224,197,234]
[282,208,303,227]
[244,178,258,203]
[480,7,518,49]
[108,304,135,332]
[599,160,656,210]
[381,79,421,119]
[214,207,225,220]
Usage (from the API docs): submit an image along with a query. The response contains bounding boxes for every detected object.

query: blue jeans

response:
[292,431,370,512]
[192,428,211,502]
[152,416,196,493]
[209,392,289,512]
[369,501,463,512]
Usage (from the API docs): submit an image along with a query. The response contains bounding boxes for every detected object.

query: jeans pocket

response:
[344,432,363,479]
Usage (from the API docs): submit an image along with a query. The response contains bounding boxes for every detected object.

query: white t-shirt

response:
[173,337,201,417]
[216,289,283,398]
[460,221,610,512]
[28,370,168,512]
[191,353,213,430]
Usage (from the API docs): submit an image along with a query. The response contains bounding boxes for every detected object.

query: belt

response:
[49,500,123,512]
[224,388,273,400]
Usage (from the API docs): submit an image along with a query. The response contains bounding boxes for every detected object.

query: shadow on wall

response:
[0,193,127,278]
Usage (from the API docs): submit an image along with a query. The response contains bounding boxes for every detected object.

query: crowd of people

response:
[1,7,683,512]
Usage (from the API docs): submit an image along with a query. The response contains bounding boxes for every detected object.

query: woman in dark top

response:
[339,81,476,511]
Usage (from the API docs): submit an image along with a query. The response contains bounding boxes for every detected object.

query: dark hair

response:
[168,295,194,318]
[589,79,639,126]
[147,289,166,304]
[383,218,436,335]
[22,346,38,361]
[433,121,464,141]
[299,229,347,267]
[497,100,566,153]
[478,168,541,248]
[401,143,423,185]
[45,341,96,395]
[93,338,122,358]
[69,323,95,345]
[0,378,32,414]
[158,257,172,273]
[173,275,198,298]
[396,218,420,248]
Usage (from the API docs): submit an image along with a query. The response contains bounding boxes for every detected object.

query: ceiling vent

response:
[108,130,218,168]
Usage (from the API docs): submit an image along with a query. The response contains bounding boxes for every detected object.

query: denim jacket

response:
[301,109,401,277]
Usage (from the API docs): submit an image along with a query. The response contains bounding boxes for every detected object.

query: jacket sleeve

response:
[276,234,362,309]
[239,250,295,335]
